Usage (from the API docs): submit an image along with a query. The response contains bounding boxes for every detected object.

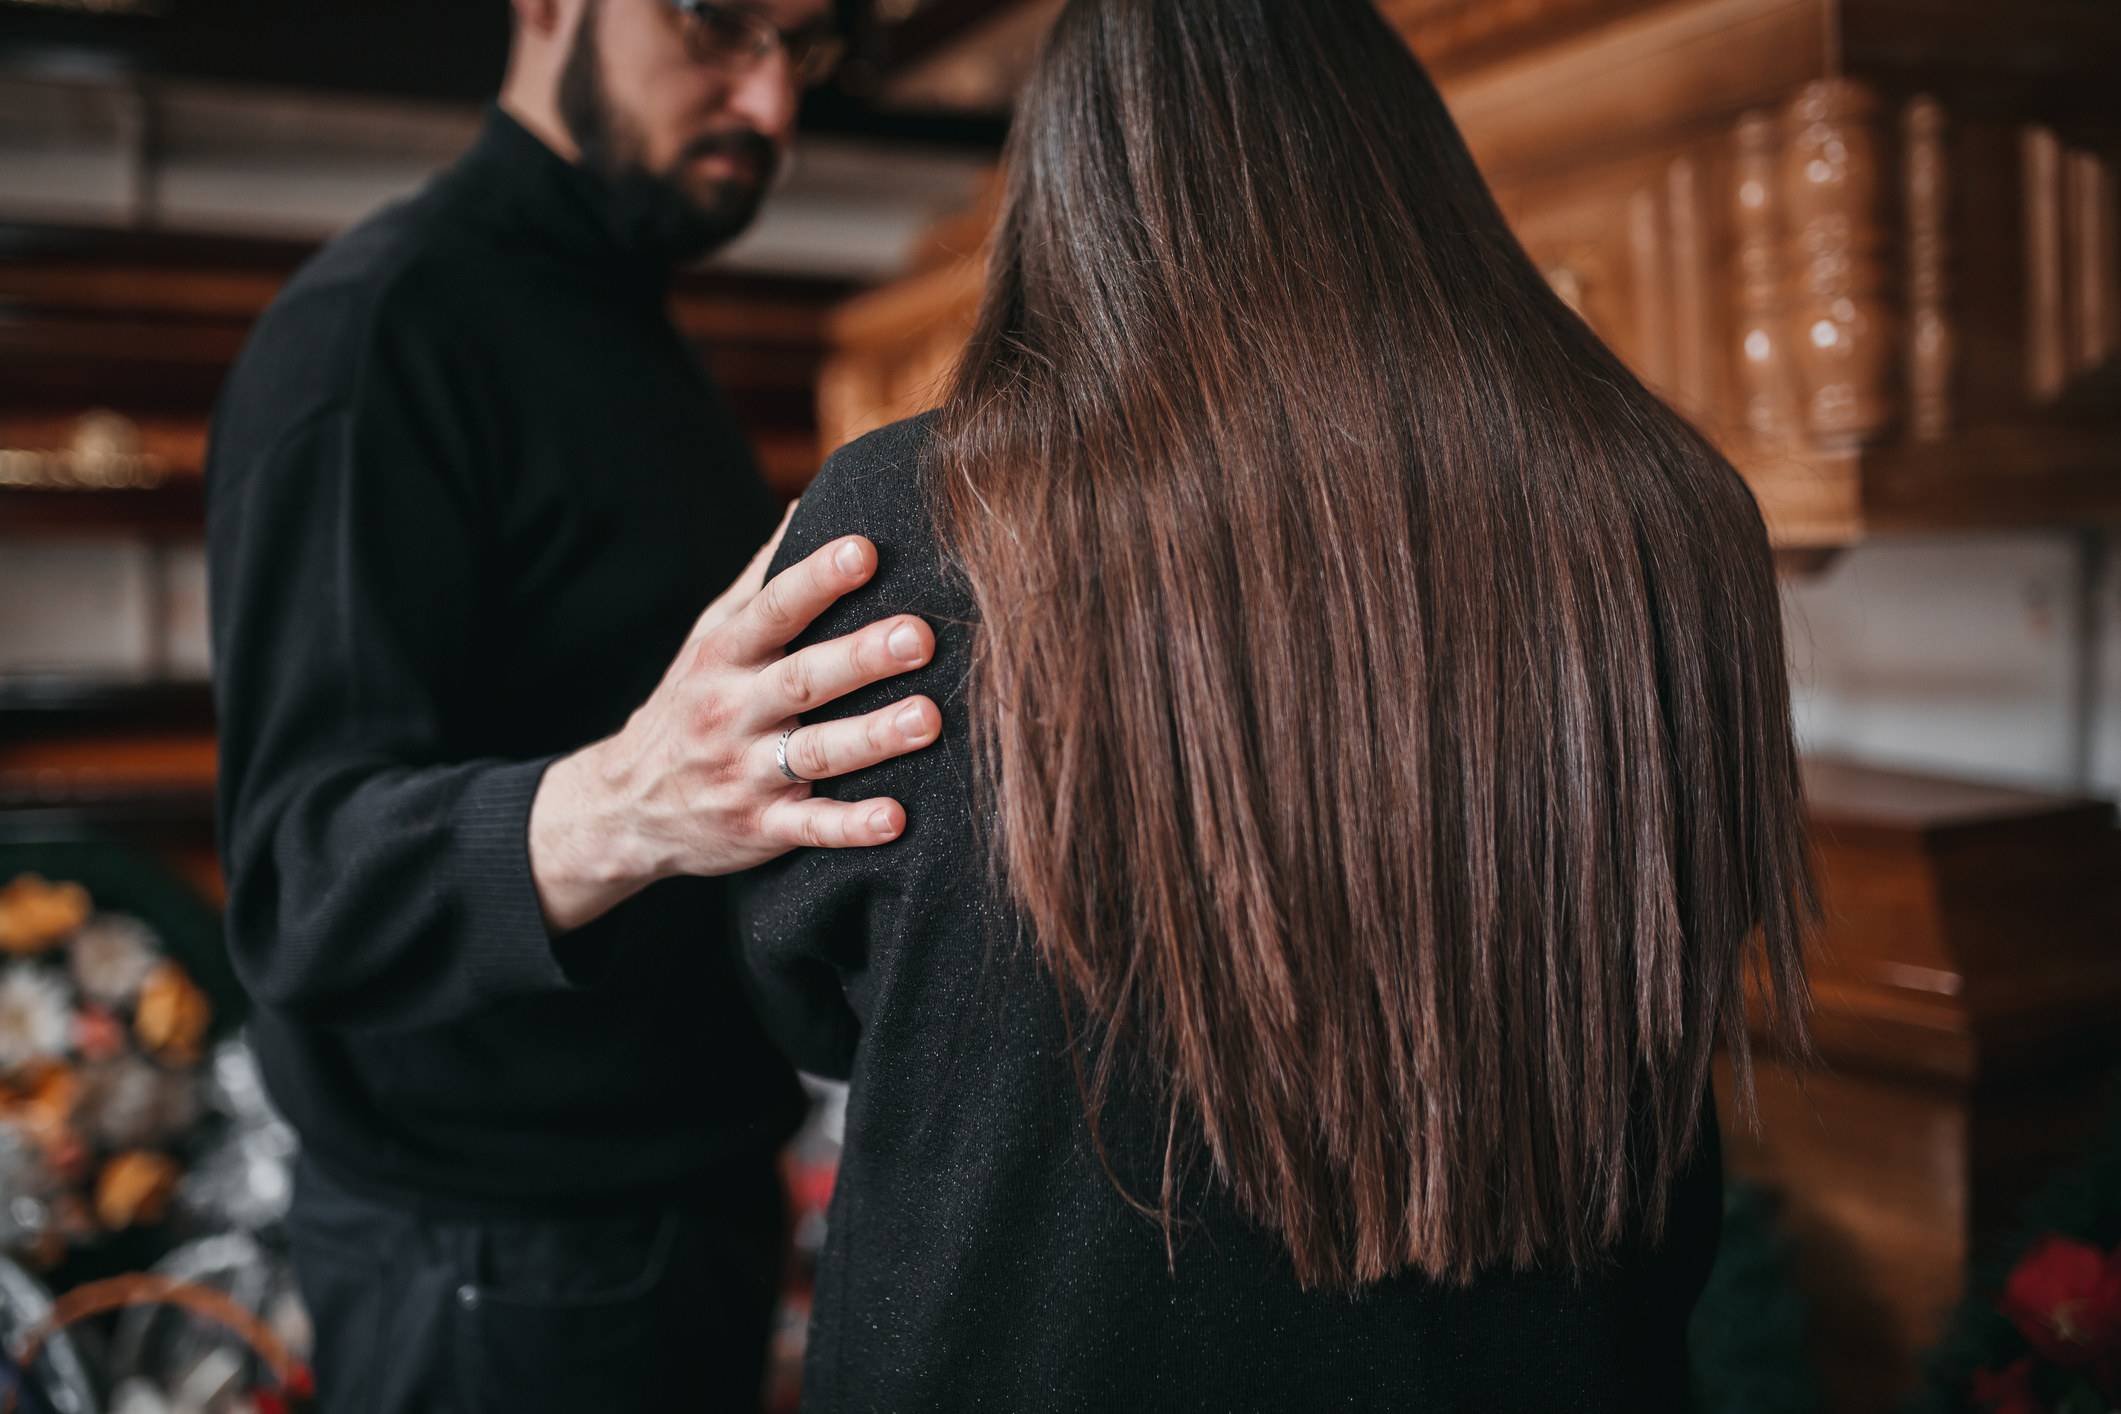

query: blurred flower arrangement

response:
[0,853,309,1414]
[767,1076,845,1414]
[1915,1068,2121,1414]
[0,875,213,1266]
[1965,1234,2121,1414]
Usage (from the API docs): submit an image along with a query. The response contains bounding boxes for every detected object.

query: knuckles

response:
[777,652,824,711]
[793,732,834,780]
[684,686,739,743]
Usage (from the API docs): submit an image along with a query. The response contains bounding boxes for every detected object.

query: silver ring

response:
[775,726,807,783]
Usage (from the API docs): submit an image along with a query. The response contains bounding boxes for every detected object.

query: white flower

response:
[0,967,73,1068]
[76,1056,200,1150]
[108,1378,173,1414]
[68,914,162,1007]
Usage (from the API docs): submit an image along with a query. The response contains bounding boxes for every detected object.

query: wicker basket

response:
[4,1272,313,1414]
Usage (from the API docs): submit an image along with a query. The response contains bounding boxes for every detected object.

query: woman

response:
[736,0,1811,1407]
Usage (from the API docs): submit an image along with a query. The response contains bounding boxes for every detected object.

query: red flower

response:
[788,1157,837,1215]
[1995,1234,2121,1397]
[1969,1357,2042,1414]
[70,1007,125,1062]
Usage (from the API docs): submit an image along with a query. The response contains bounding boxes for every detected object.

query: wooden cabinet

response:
[818,0,2121,547]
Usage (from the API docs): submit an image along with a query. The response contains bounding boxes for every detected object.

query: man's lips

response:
[678,130,775,186]
[690,150,760,181]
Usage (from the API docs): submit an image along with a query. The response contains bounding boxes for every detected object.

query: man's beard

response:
[557,0,779,263]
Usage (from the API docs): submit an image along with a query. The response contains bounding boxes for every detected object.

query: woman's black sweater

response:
[734,414,1721,1413]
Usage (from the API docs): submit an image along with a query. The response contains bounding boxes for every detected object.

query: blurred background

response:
[0,1,2116,1412]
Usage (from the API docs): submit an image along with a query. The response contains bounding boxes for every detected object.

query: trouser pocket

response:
[289,1157,783,1414]
[456,1207,690,1414]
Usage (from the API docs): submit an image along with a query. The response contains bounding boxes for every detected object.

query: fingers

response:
[688,501,801,648]
[719,535,879,664]
[762,796,908,850]
[754,614,935,726]
[776,696,941,782]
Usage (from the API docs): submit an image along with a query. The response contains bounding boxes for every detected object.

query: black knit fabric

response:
[208,108,804,1212]
[735,414,1722,1412]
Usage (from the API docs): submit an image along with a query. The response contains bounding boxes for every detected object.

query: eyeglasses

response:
[663,0,849,89]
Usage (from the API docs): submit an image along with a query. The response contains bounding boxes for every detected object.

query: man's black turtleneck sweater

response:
[206,109,804,1212]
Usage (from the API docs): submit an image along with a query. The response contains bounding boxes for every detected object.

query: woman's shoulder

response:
[777,413,938,575]
[773,412,958,649]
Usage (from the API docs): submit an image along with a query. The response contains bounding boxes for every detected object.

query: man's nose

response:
[720,50,799,140]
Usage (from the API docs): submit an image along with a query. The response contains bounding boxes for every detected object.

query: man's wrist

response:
[527,742,662,934]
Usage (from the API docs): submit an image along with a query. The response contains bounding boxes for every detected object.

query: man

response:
[205,1,937,1408]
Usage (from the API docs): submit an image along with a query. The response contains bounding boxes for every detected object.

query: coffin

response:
[1728,758,2121,1410]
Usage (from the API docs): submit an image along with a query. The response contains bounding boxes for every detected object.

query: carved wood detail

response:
[1782,80,1894,447]
[2025,126,2068,402]
[2024,128,2121,403]
[1667,155,1711,416]
[1626,185,1673,390]
[2065,148,2119,378]
[1614,154,1712,415]
[1903,97,1953,443]
[1732,109,1799,453]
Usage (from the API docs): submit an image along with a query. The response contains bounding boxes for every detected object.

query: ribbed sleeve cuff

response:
[448,755,573,998]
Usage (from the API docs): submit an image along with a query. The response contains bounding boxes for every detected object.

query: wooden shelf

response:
[0,224,859,520]
[0,731,217,804]
[0,680,215,731]
[0,677,221,895]
[0,481,206,537]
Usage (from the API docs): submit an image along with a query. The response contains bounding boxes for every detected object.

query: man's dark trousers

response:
[287,1157,785,1413]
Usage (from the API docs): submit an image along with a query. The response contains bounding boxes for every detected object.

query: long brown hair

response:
[932,0,1812,1289]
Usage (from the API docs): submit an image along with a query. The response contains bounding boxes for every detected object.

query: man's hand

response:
[528,515,941,933]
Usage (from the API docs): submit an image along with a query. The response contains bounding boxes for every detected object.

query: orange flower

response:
[133,963,211,1067]
[0,876,90,956]
[94,1150,180,1230]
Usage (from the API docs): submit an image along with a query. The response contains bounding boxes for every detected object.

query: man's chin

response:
[674,176,767,234]
[592,162,768,263]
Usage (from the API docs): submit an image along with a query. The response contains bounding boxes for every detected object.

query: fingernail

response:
[870,808,899,839]
[897,703,932,738]
[835,541,866,576]
[888,623,925,661]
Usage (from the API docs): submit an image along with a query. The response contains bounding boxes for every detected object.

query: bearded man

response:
[204,2,939,1409]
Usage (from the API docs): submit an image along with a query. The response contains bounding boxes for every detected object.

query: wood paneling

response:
[818,254,985,453]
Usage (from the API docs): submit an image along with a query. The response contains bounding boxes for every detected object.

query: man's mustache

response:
[678,129,778,185]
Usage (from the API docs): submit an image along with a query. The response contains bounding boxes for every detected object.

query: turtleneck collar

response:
[450,106,679,309]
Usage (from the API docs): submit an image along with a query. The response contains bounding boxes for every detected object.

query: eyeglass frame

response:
[659,0,849,89]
